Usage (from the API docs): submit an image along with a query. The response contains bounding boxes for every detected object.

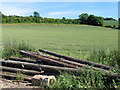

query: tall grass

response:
[55,69,105,89]
[87,48,120,67]
[2,41,120,88]
[53,49,120,89]
[2,40,35,59]
[54,67,120,89]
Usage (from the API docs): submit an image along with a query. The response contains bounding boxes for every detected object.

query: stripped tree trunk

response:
[39,49,114,70]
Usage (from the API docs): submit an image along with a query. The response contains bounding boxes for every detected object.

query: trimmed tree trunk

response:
[20,50,78,68]
[1,66,41,76]
[39,49,114,70]
[8,57,37,63]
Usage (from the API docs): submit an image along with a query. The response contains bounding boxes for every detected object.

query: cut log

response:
[35,53,114,74]
[0,71,32,82]
[31,75,56,87]
[1,66,42,76]
[20,50,78,68]
[1,59,120,79]
[1,60,41,71]
[21,50,112,73]
[39,49,114,70]
[0,59,79,74]
[23,51,89,68]
[8,57,37,63]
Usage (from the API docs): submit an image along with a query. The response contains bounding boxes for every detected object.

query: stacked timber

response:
[1,49,120,84]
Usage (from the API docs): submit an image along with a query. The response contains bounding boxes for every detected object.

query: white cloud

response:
[48,11,73,16]
[0,7,33,16]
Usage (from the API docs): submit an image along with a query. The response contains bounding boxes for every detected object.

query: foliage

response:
[87,15,104,26]
[104,20,118,29]
[33,11,40,18]
[78,13,88,24]
[1,11,107,26]
[1,11,118,27]
[54,67,120,89]
[16,70,24,81]
[2,40,35,59]
[87,48,120,67]
[104,17,117,21]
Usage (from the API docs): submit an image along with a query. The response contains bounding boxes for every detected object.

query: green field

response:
[104,20,118,27]
[2,24,118,60]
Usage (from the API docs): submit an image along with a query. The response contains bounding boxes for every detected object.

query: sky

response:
[0,2,118,19]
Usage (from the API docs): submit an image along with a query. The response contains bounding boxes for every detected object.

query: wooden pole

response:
[0,59,79,73]
[1,59,120,79]
[0,71,32,82]
[1,66,41,76]
[8,57,37,63]
[20,50,79,68]
[39,49,114,70]
[36,54,115,74]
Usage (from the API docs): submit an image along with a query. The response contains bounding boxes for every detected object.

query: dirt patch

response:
[0,77,39,89]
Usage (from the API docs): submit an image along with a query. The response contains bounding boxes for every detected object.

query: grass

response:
[104,20,118,27]
[16,70,24,82]
[2,40,120,89]
[2,24,118,61]
[55,71,105,89]
[55,69,120,89]
[2,23,119,88]
[2,40,35,59]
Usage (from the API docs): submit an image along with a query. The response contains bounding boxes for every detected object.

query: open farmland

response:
[2,24,118,60]
[104,20,118,27]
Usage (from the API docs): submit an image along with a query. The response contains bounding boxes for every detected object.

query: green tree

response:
[33,11,40,18]
[87,15,95,25]
[78,13,88,24]
[87,15,104,26]
[33,11,40,23]
[95,17,104,26]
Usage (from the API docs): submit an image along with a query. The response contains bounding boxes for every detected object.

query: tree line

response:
[0,11,118,28]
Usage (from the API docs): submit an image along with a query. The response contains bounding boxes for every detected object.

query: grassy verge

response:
[2,41,120,88]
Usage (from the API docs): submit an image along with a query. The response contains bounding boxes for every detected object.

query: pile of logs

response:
[1,49,120,83]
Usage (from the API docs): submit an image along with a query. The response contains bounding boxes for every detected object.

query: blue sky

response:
[0,2,118,19]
